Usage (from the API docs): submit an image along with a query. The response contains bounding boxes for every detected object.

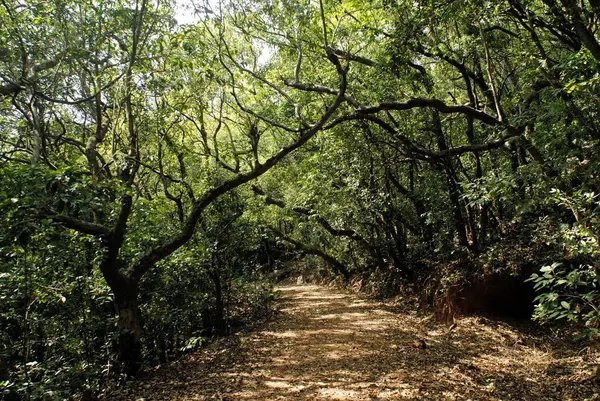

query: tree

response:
[1,0,352,376]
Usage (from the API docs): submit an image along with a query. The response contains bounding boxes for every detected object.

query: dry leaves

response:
[103,285,600,401]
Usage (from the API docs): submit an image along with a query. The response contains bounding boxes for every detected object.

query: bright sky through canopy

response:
[174,0,201,25]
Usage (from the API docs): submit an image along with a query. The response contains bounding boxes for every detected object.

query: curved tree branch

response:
[267,226,350,282]
[129,49,349,281]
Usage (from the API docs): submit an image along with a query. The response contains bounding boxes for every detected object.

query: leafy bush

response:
[528,262,599,338]
[528,189,600,339]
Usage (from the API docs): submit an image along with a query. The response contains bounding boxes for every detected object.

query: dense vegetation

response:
[1,0,600,398]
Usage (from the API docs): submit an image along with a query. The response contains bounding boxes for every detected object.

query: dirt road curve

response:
[115,285,598,400]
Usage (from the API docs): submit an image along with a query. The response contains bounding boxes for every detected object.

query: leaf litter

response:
[104,285,600,400]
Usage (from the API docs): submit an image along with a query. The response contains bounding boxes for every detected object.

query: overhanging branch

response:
[51,214,111,236]
[251,185,370,248]
[267,225,350,282]
[357,98,503,128]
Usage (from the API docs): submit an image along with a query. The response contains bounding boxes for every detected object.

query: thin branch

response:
[51,214,111,236]
[319,0,329,47]
[328,47,375,66]
[479,22,503,121]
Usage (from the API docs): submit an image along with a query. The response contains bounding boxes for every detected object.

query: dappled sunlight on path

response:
[113,285,599,400]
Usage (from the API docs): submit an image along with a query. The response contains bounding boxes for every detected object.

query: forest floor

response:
[110,285,600,400]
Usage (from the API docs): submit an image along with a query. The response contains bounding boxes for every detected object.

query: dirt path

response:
[115,285,599,400]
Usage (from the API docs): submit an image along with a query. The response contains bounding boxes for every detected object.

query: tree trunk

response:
[158,336,167,364]
[113,281,143,377]
[209,264,227,336]
[0,354,8,383]
[432,110,473,250]
[264,239,274,270]
[445,166,470,249]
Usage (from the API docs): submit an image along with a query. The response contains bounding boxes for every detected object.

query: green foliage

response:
[528,262,599,338]
[528,189,600,338]
[0,199,115,400]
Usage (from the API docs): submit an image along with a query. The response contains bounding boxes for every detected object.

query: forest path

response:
[118,285,597,401]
